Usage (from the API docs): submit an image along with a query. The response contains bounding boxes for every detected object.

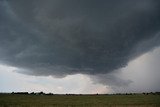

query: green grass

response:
[0,94,160,107]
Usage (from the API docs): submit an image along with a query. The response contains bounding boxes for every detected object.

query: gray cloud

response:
[91,73,133,87]
[0,0,160,79]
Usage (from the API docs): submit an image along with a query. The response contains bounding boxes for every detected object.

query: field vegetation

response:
[0,93,160,107]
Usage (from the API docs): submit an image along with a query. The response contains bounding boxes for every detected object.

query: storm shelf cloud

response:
[0,0,160,90]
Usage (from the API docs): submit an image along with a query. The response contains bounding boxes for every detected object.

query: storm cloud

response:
[0,0,160,77]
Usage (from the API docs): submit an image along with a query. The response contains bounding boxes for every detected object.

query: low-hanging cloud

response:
[0,0,160,78]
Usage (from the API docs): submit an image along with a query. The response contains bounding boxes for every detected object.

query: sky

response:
[0,0,160,94]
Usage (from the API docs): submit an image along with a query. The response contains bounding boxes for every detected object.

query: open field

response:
[0,94,160,107]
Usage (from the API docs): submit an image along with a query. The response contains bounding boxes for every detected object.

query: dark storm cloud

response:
[0,0,160,77]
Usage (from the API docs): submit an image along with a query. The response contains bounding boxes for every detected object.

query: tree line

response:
[5,92,159,95]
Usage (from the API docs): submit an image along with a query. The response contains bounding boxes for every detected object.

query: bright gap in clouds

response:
[118,46,160,93]
[0,64,110,94]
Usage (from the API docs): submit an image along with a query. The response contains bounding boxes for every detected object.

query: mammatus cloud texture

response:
[0,0,160,78]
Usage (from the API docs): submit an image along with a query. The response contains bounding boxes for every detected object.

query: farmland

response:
[0,93,160,107]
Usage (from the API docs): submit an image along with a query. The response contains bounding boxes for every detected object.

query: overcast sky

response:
[0,0,160,94]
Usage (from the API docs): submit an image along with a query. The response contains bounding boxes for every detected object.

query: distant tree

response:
[30,92,35,95]
[46,93,53,95]
[39,91,44,95]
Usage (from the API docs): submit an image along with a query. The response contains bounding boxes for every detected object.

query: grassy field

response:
[0,94,160,107]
